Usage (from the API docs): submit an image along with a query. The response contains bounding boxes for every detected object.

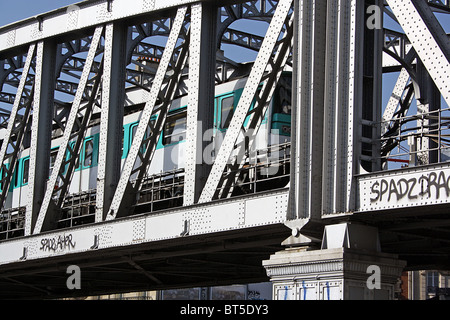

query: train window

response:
[121,128,124,156]
[83,139,94,167]
[128,121,154,155]
[22,158,29,185]
[273,75,292,115]
[68,141,81,170]
[13,162,19,188]
[49,149,58,176]
[131,123,138,141]
[163,112,186,145]
[220,96,234,129]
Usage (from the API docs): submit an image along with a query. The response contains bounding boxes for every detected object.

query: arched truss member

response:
[32,27,105,234]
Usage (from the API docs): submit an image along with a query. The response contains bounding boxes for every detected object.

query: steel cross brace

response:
[382,69,413,135]
[216,12,294,200]
[386,0,450,107]
[0,43,36,210]
[33,26,104,234]
[381,44,419,136]
[106,6,190,220]
[198,0,293,203]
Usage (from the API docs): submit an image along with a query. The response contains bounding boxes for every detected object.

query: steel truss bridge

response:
[0,0,449,299]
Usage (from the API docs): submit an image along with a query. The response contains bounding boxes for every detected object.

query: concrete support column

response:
[263,223,406,300]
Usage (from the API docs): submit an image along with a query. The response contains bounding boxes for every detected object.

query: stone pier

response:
[263,223,406,300]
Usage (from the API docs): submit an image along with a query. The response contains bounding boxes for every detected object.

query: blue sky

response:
[1,1,448,33]
[0,0,80,27]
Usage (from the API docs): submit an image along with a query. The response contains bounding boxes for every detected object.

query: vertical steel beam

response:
[320,0,367,215]
[386,0,450,107]
[371,0,384,172]
[198,0,293,204]
[321,0,344,216]
[96,22,128,222]
[33,26,104,234]
[184,2,217,206]
[0,43,35,209]
[106,7,189,220]
[25,40,57,235]
[289,0,327,219]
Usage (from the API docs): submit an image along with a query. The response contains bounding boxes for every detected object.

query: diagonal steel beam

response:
[198,0,293,203]
[0,43,36,210]
[25,40,57,236]
[382,68,413,135]
[106,6,189,220]
[386,0,450,107]
[216,12,294,200]
[33,26,104,234]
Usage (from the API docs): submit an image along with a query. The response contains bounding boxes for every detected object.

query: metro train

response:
[0,72,292,211]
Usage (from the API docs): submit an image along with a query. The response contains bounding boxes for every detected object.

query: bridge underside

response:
[355,205,450,271]
[0,219,449,299]
[0,224,288,300]
[2,201,450,299]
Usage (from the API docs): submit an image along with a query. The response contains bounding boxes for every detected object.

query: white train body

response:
[2,74,292,209]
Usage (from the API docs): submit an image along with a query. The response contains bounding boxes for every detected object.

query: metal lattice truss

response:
[0,44,36,208]
[379,0,450,166]
[0,0,448,238]
[198,0,294,203]
[106,6,191,220]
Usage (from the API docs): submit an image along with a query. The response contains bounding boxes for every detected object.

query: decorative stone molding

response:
[263,247,406,300]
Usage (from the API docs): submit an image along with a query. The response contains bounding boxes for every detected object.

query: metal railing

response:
[217,142,291,197]
[58,190,97,229]
[134,168,185,213]
[0,206,25,240]
[378,107,450,169]
[0,142,292,239]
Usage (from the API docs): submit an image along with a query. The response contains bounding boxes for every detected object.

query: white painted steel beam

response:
[357,162,450,212]
[198,0,293,203]
[290,0,327,219]
[0,43,35,209]
[386,0,450,107]
[25,40,57,235]
[382,69,412,136]
[96,22,128,222]
[106,6,189,220]
[320,0,372,216]
[33,26,104,234]
[0,0,199,52]
[0,189,288,266]
[184,3,217,206]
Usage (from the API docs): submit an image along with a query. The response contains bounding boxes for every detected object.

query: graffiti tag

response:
[370,170,450,203]
[40,233,76,252]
